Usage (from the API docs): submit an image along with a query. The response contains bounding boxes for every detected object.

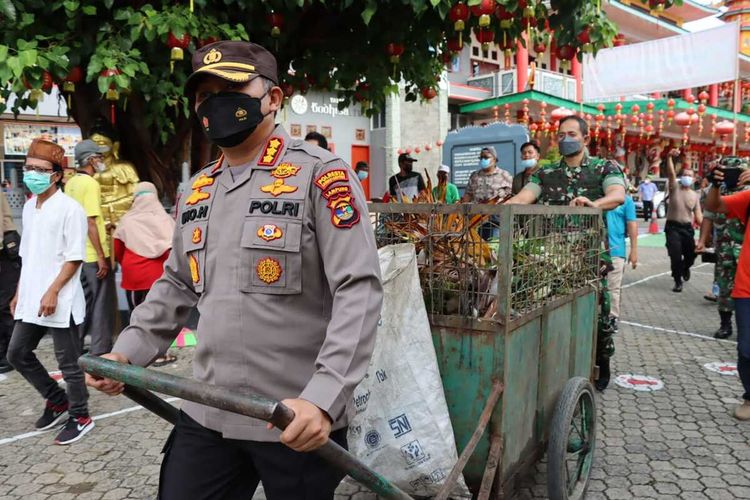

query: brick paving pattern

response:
[1,231,748,499]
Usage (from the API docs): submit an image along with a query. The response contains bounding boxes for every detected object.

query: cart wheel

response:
[547,377,597,500]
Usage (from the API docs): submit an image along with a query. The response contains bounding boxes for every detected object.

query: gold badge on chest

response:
[256,257,282,284]
[261,178,298,197]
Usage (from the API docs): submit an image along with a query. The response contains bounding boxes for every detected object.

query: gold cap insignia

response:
[203,49,223,65]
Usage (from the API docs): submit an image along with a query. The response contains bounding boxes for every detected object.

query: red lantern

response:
[471,0,495,28]
[649,0,667,11]
[447,38,462,54]
[716,120,735,136]
[686,94,696,105]
[550,107,574,122]
[425,144,432,151]
[495,5,514,30]
[61,66,83,108]
[577,28,591,45]
[556,45,575,70]
[474,27,496,52]
[698,90,709,104]
[613,34,626,47]
[674,112,692,127]
[449,2,471,47]
[436,140,444,147]
[385,43,405,64]
[198,36,219,48]
[421,87,437,100]
[101,68,122,124]
[697,103,706,116]
[267,12,284,38]
[167,32,191,73]
[533,41,547,54]
[414,147,421,154]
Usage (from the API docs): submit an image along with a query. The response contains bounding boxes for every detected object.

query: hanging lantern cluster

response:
[615,103,623,128]
[667,98,676,125]
[630,104,640,129]
[449,2,471,48]
[504,103,511,124]
[397,141,445,156]
[539,101,548,133]
[645,102,655,137]
[385,42,405,78]
[657,109,665,136]
[521,98,530,124]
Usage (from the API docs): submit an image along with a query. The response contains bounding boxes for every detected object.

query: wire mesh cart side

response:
[369,203,602,500]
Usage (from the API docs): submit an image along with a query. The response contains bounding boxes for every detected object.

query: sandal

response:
[153,354,178,367]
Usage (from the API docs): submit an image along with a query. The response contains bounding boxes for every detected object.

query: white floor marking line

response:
[622,263,709,289]
[0,397,181,446]
[620,320,736,345]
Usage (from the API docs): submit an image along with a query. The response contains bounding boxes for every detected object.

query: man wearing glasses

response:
[6,138,93,444]
[506,115,626,391]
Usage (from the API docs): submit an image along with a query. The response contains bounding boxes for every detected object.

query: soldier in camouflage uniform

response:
[508,115,626,391]
[698,158,749,339]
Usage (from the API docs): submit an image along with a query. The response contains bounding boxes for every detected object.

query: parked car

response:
[631,178,668,219]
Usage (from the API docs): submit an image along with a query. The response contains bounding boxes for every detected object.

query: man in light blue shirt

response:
[638,177,659,221]
[606,195,639,327]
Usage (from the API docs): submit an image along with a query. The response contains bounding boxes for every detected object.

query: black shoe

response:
[673,282,683,293]
[35,400,69,431]
[54,416,95,445]
[683,269,691,282]
[714,326,733,340]
[595,360,611,391]
[0,360,13,374]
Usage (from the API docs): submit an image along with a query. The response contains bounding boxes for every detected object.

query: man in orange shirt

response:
[706,162,750,421]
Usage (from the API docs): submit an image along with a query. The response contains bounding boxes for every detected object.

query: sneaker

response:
[54,416,95,445]
[734,401,750,421]
[35,400,69,431]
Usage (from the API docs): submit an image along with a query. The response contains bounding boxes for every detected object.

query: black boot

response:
[595,358,611,391]
[673,280,683,293]
[714,311,733,339]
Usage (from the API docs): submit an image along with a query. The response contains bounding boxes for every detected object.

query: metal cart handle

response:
[78,355,412,500]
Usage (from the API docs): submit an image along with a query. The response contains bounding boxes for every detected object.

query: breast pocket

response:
[182,221,208,293]
[239,219,302,295]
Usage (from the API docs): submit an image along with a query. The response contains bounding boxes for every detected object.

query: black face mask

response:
[196,91,271,148]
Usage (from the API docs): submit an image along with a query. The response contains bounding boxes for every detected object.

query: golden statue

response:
[89,120,139,243]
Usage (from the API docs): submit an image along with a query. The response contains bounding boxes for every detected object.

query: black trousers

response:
[0,256,20,362]
[159,411,347,500]
[665,221,696,283]
[642,200,654,221]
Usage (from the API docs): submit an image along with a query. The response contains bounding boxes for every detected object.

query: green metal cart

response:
[369,203,602,500]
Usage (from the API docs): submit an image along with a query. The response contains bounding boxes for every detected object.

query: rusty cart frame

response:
[369,202,602,500]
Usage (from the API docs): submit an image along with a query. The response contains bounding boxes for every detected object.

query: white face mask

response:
[95,161,107,173]
[679,176,693,187]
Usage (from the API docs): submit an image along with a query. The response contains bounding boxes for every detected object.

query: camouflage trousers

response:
[715,241,740,313]
[596,252,616,363]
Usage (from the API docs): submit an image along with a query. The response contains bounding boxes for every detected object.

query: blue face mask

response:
[357,170,369,181]
[521,159,537,169]
[679,176,693,187]
[23,171,54,195]
[479,158,492,169]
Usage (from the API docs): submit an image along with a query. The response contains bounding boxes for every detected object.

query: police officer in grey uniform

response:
[87,41,383,500]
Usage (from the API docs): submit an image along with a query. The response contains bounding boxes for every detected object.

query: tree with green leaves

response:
[0,0,681,194]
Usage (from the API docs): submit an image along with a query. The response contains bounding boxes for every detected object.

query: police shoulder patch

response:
[315,169,349,190]
[327,194,360,229]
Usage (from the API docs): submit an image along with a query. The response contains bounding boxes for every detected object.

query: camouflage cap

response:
[720,156,749,170]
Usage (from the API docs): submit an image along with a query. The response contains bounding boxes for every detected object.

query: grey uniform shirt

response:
[113,125,383,441]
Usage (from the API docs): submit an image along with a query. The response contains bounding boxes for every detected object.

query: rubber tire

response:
[656,202,666,219]
[547,377,597,500]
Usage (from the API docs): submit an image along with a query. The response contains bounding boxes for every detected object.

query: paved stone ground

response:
[1,223,748,499]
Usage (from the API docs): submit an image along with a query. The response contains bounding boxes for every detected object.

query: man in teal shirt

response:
[433,164,460,204]
[606,194,638,329]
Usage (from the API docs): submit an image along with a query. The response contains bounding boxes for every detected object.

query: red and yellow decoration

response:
[327,194,360,229]
[271,163,301,179]
[258,137,283,166]
[260,179,298,197]
[192,227,202,244]
[186,174,214,206]
[315,169,349,190]
[256,257,283,284]
[257,224,283,242]
[167,32,191,74]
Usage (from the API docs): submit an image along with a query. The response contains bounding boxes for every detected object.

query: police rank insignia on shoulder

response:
[260,179,298,197]
[258,137,283,166]
[186,174,214,206]
[189,254,200,284]
[271,163,301,179]
[256,257,282,284]
[327,194,360,229]
[257,224,282,242]
[315,169,348,190]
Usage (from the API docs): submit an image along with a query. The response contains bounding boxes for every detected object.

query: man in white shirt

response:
[6,138,93,445]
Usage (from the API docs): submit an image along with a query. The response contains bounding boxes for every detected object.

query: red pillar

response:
[550,39,558,72]
[572,56,582,103]
[709,84,719,107]
[516,39,529,93]
[682,88,692,100]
